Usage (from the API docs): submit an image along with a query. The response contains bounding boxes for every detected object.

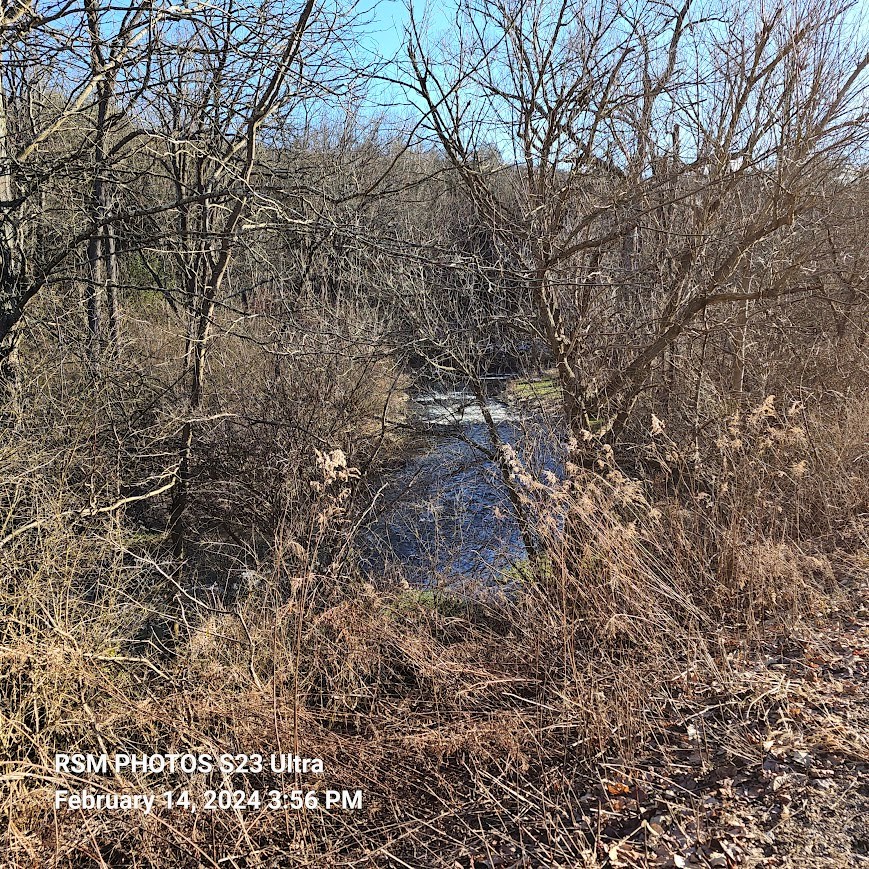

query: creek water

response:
[364,380,544,584]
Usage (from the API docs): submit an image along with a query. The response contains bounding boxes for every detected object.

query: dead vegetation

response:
[1,0,868,865]
[2,381,867,866]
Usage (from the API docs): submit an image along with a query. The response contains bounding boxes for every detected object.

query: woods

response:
[1,0,867,865]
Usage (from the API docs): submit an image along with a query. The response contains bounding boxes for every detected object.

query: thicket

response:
[1,0,867,864]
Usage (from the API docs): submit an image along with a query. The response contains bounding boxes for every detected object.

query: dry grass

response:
[2,385,866,866]
[1,274,867,869]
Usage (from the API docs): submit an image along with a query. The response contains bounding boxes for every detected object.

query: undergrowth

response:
[1,387,866,866]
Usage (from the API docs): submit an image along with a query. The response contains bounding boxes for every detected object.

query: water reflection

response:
[363,381,532,584]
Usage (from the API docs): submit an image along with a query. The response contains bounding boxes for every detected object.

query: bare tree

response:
[147,0,357,554]
[403,0,869,449]
[83,0,153,358]
[0,0,158,388]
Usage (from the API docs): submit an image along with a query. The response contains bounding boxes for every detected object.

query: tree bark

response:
[0,71,24,396]
[105,222,120,355]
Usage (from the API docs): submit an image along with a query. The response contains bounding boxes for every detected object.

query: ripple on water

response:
[364,383,533,584]
[411,386,523,427]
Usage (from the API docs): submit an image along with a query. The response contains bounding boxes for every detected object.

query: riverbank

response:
[4,375,867,868]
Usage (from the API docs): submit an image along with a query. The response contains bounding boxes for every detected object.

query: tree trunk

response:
[105,222,120,355]
[86,223,104,357]
[0,73,24,397]
[85,0,115,361]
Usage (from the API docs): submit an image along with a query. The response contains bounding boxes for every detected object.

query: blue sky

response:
[355,0,869,162]
[363,0,411,61]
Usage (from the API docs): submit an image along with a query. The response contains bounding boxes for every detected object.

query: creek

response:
[363,379,556,584]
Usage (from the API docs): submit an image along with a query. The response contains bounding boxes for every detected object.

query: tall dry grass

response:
[2,378,865,866]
